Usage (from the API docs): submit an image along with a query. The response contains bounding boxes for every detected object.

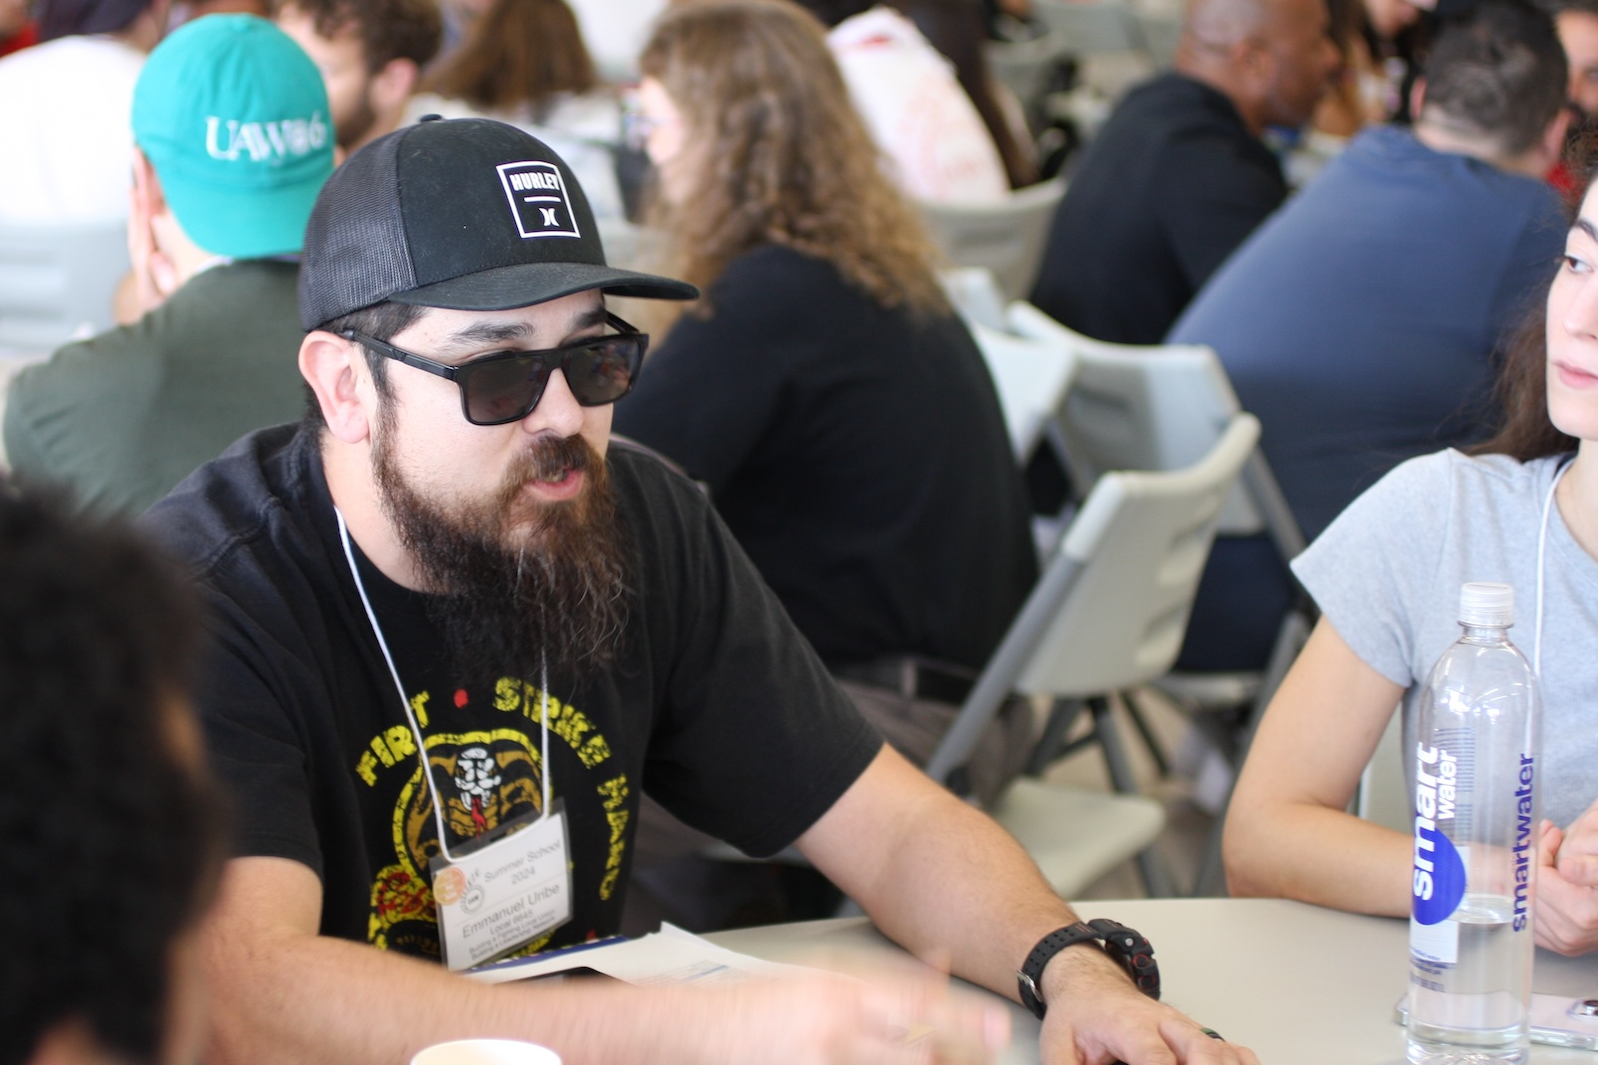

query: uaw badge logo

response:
[496,160,580,240]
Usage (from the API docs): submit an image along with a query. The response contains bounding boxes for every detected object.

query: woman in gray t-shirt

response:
[1224,178,1598,957]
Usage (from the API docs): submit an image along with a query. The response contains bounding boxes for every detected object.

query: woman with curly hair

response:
[612,0,1037,870]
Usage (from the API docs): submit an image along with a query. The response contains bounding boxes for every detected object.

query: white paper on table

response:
[465,923,808,987]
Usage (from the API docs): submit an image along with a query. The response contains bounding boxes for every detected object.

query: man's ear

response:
[1408,76,1428,124]
[370,57,421,115]
[130,146,167,222]
[1535,107,1572,173]
[300,330,375,444]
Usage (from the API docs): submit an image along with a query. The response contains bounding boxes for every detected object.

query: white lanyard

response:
[1532,456,1569,677]
[335,508,553,864]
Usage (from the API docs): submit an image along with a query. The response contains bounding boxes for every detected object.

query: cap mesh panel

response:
[297,134,417,329]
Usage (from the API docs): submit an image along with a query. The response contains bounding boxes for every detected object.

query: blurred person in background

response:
[1028,0,1340,345]
[1169,0,1571,674]
[1223,164,1597,958]
[3,15,333,516]
[0,480,226,1065]
[1547,0,1597,123]
[796,0,1036,199]
[0,0,168,223]
[0,0,37,55]
[405,0,627,219]
[614,0,1037,926]
[276,0,441,159]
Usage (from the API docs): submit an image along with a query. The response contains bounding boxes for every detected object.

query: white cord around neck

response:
[1532,456,1569,677]
[335,508,555,863]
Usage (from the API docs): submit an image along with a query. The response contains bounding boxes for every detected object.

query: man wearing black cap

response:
[142,117,1256,1065]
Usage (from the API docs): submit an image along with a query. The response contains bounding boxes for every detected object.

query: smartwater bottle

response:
[1406,582,1541,1065]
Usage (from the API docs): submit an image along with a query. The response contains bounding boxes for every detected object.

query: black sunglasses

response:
[342,313,649,426]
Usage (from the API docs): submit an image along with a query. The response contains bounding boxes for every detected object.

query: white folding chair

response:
[919,177,1068,302]
[0,220,129,353]
[968,319,1078,464]
[939,265,1010,332]
[1030,0,1144,53]
[926,413,1261,896]
[1007,301,1314,893]
[984,30,1064,110]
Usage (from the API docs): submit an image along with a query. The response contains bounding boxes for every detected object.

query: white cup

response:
[409,1039,562,1065]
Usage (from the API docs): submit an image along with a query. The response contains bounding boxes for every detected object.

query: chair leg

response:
[1025,697,1086,776]
[1089,694,1142,794]
[1135,845,1177,899]
[1120,690,1170,778]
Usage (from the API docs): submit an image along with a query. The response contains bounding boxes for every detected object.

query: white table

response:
[709,898,1597,1065]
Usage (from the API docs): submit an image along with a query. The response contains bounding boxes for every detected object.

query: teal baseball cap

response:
[132,14,334,259]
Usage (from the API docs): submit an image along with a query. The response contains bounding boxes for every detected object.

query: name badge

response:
[431,805,572,972]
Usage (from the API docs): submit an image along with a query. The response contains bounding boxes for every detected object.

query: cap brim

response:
[390,261,699,310]
[161,169,326,260]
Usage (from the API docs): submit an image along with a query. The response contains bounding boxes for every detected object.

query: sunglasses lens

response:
[567,336,643,405]
[463,355,549,425]
[457,333,645,424]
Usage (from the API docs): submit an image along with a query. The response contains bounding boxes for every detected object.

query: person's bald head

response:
[1177,0,1341,134]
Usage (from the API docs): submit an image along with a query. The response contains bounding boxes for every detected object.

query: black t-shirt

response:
[613,245,1037,672]
[142,424,881,961]
[1029,73,1288,344]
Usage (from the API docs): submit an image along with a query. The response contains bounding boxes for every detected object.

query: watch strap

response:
[1089,918,1160,999]
[1015,922,1101,1019]
[1015,919,1162,1020]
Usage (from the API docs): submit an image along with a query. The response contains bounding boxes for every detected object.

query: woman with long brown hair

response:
[613,0,1037,823]
[403,0,627,217]
[1224,171,1598,955]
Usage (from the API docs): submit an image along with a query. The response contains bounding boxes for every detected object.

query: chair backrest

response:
[1031,0,1143,53]
[967,319,1077,461]
[0,220,130,353]
[927,413,1260,779]
[919,177,1068,302]
[1135,11,1181,67]
[1007,300,1305,556]
[984,30,1062,108]
[939,266,1009,332]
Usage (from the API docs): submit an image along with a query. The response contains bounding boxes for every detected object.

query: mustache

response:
[497,434,597,503]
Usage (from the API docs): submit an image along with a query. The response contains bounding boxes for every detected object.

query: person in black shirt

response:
[1029,0,1340,344]
[615,0,1037,808]
[143,115,1259,1064]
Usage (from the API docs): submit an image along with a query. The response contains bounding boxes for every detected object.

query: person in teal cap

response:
[3,13,334,517]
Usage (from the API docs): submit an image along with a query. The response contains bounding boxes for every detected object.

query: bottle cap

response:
[1458,582,1514,627]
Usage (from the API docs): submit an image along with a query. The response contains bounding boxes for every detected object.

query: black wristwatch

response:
[1015,919,1160,1019]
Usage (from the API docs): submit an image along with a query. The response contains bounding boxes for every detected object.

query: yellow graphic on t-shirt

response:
[356,678,624,955]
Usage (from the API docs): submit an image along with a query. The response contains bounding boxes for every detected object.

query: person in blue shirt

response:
[1168,0,1572,673]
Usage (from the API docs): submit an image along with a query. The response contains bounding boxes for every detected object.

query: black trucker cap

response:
[297,116,697,330]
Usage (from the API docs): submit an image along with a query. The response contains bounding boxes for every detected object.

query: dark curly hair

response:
[0,481,226,1065]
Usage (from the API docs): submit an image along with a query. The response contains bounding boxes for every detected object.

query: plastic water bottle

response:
[1406,582,1541,1065]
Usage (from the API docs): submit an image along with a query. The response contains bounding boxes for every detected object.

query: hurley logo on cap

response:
[496,160,580,240]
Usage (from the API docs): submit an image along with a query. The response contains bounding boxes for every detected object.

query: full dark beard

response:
[372,426,633,688]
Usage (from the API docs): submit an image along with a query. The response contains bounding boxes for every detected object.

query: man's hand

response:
[675,970,1009,1065]
[1535,802,1598,956]
[1038,944,1261,1065]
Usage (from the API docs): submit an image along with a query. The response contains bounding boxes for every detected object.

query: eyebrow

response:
[1579,219,1598,242]
[438,305,612,354]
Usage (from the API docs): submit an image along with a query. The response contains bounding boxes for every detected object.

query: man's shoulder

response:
[141,423,324,580]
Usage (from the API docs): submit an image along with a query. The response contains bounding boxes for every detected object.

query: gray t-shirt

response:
[1293,449,1597,829]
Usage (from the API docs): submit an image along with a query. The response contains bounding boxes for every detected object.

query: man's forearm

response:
[799,748,1118,1003]
[204,926,668,1065]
